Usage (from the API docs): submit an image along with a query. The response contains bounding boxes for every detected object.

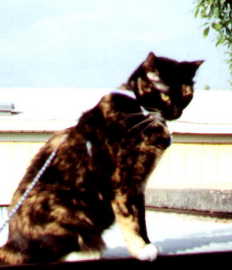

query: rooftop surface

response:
[102,210,232,258]
[1,209,232,260]
[0,89,232,134]
[1,89,232,262]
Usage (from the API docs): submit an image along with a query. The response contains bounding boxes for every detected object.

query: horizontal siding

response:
[0,142,43,204]
[0,206,8,246]
[0,132,51,142]
[1,132,232,204]
[147,143,232,190]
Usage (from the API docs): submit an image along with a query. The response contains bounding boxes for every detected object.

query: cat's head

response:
[123,52,203,120]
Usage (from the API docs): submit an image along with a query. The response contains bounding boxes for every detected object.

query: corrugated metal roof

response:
[0,102,14,111]
[0,90,232,134]
[0,117,76,132]
[0,102,20,114]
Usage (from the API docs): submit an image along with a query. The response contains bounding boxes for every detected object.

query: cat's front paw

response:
[137,244,158,261]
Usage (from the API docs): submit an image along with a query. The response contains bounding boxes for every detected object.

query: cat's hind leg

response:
[0,243,27,265]
[62,250,101,262]
[62,232,104,262]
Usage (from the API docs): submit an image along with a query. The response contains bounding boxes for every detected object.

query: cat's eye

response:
[160,93,170,102]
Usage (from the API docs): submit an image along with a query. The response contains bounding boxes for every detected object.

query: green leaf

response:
[203,26,210,36]
[212,22,223,31]
[194,7,200,17]
[213,7,220,17]
[216,36,225,46]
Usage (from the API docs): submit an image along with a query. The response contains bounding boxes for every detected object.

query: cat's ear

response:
[193,60,204,66]
[181,60,204,78]
[191,60,204,70]
[143,52,156,68]
[188,60,204,72]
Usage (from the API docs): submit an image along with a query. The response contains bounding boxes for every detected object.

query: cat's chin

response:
[164,110,183,121]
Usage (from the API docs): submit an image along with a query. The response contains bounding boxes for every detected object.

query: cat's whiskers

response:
[125,106,160,119]
[149,110,163,122]
[125,111,146,119]
[128,108,164,134]
[128,115,155,132]
[141,106,159,114]
[143,118,158,132]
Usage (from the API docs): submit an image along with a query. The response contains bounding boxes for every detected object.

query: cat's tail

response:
[0,243,25,265]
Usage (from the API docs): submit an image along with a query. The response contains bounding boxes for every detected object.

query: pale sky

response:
[0,0,230,89]
[0,0,231,117]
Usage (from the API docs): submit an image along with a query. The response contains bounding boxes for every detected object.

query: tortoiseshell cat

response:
[0,52,203,264]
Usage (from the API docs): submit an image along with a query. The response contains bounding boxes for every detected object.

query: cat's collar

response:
[111,89,137,100]
[140,106,150,116]
[111,89,151,117]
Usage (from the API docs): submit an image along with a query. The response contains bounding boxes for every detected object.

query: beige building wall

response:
[1,131,232,204]
[147,142,232,190]
[0,141,43,204]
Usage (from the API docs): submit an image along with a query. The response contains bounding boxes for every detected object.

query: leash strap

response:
[0,148,57,234]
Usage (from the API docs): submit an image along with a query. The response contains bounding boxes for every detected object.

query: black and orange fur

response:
[0,52,203,264]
